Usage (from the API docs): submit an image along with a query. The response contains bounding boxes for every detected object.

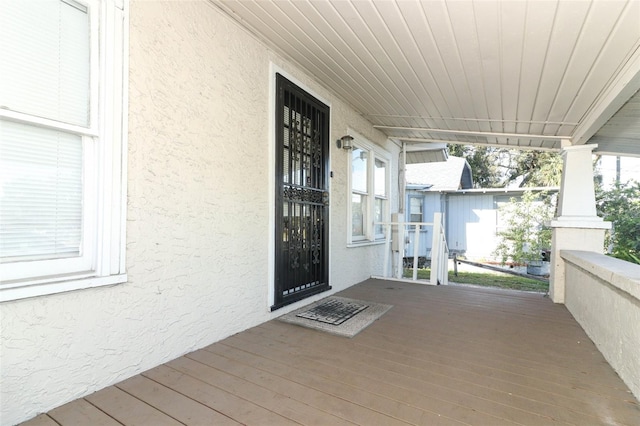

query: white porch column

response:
[549,144,611,303]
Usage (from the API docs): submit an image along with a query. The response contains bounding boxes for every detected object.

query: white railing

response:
[430,212,449,286]
[375,212,449,285]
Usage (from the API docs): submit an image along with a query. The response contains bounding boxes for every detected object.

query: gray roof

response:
[405,156,473,190]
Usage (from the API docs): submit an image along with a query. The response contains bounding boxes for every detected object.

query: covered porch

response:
[3,1,640,424]
[24,279,639,426]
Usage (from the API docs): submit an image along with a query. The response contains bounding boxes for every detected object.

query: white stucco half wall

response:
[563,250,640,401]
[0,1,397,424]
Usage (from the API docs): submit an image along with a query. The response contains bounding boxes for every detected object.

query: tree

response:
[447,145,562,188]
[596,181,640,264]
[448,145,506,187]
[493,191,555,265]
[465,146,508,188]
[505,151,562,187]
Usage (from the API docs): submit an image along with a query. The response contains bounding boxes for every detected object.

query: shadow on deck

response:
[23,279,639,425]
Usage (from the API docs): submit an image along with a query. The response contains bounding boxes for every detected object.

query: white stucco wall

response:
[563,250,640,401]
[0,1,397,424]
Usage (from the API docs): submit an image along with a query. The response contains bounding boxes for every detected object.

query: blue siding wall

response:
[405,191,506,261]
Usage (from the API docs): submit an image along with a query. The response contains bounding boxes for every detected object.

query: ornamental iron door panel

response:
[273,74,330,310]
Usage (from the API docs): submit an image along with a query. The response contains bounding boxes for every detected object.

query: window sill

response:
[347,240,387,248]
[0,273,127,303]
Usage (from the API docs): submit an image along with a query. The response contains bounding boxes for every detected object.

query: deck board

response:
[216,332,494,425]
[21,279,640,425]
[143,363,296,425]
[353,328,622,420]
[48,399,121,426]
[250,322,559,425]
[20,414,59,426]
[205,342,449,425]
[85,386,183,426]
[164,356,352,425]
[186,348,407,425]
[116,374,239,425]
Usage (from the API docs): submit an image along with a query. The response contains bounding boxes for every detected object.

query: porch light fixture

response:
[336,135,354,150]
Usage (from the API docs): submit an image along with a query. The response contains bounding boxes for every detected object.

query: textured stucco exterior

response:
[563,250,640,401]
[549,226,607,303]
[0,2,397,424]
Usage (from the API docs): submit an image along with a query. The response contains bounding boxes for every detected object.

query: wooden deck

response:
[23,279,639,425]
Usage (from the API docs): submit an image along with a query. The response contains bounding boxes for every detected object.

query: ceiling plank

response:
[266,0,389,114]
[372,1,450,122]
[516,0,559,134]
[420,0,480,129]
[473,1,503,133]
[445,1,491,132]
[531,1,591,136]
[216,0,372,112]
[308,0,417,116]
[396,1,470,130]
[499,0,527,134]
[553,0,630,127]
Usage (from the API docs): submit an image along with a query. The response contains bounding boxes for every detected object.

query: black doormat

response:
[296,298,369,325]
[279,296,393,338]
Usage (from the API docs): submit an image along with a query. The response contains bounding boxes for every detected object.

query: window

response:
[0,0,127,301]
[351,147,368,240]
[373,158,387,237]
[409,196,424,223]
[348,136,389,244]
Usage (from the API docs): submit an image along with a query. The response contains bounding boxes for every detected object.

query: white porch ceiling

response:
[213,0,640,156]
[589,88,640,155]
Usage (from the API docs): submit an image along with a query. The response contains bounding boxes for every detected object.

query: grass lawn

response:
[404,269,549,293]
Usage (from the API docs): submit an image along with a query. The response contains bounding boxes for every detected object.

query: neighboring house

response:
[1,1,639,424]
[405,185,559,262]
[406,156,474,192]
[404,157,558,261]
[404,157,467,262]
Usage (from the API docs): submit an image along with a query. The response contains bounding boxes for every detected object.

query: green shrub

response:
[596,181,640,264]
[494,191,555,265]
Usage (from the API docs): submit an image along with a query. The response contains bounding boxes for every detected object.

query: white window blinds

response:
[0,0,89,263]
[0,0,90,126]
[0,122,83,261]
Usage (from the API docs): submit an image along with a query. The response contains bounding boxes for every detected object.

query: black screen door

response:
[273,74,330,310]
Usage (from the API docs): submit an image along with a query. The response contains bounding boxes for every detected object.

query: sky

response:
[596,155,640,189]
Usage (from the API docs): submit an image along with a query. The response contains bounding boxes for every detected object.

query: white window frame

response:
[372,156,389,240]
[0,0,128,302]
[347,133,390,246]
[408,195,424,223]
